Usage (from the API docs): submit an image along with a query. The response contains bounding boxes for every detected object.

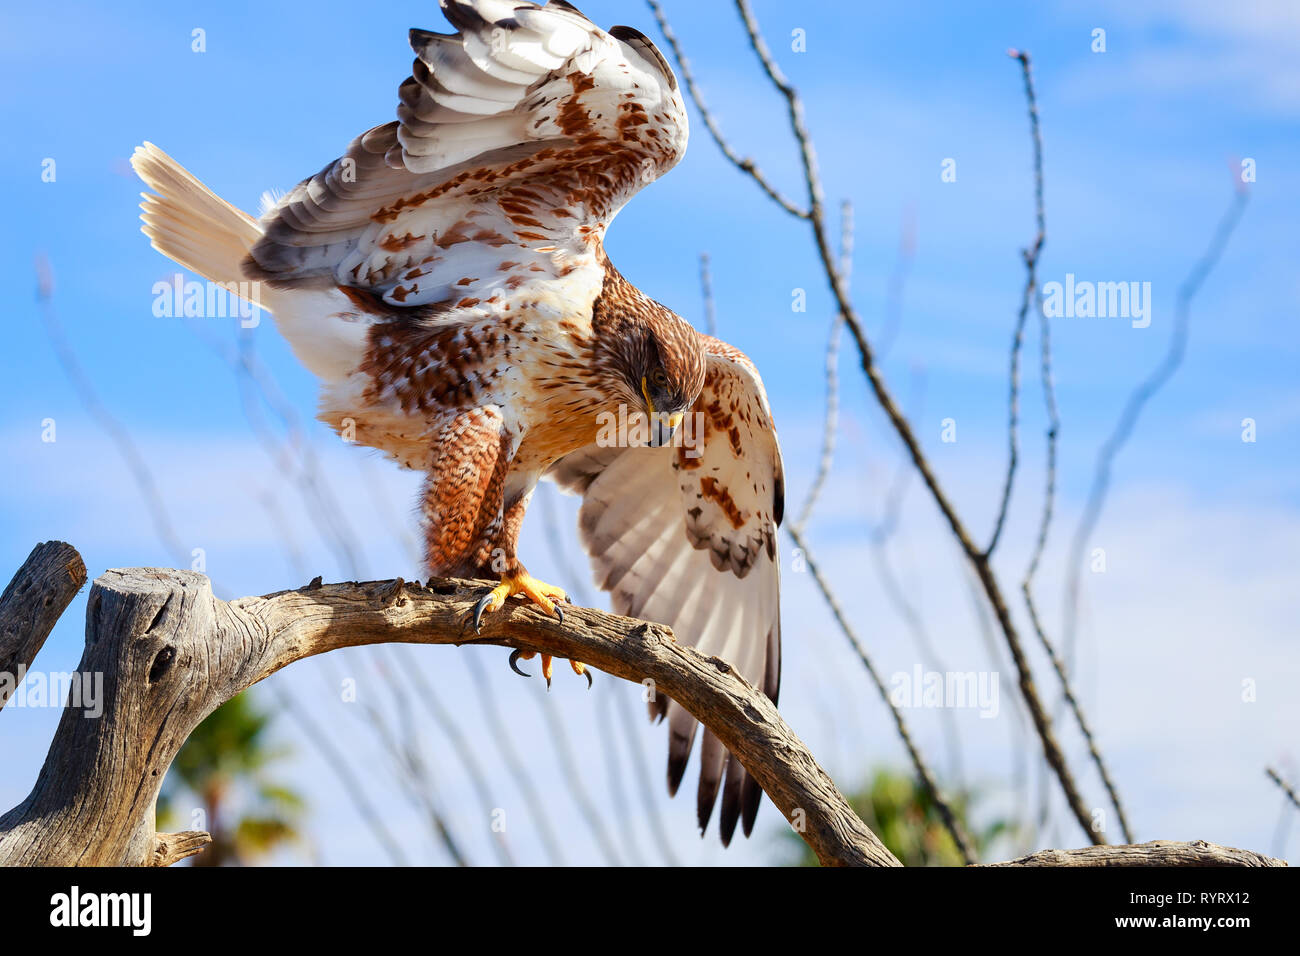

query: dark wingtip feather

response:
[441,0,501,33]
[717,753,745,845]
[697,782,719,834]
[695,735,726,834]
[547,0,592,21]
[765,622,781,706]
[666,725,695,797]
[740,769,763,837]
[609,25,678,92]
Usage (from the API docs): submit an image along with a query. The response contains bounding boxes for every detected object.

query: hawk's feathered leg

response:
[422,407,582,684]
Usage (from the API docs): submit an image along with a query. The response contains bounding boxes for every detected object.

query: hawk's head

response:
[591,264,705,447]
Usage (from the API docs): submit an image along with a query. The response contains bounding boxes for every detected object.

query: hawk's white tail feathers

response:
[131,142,263,298]
[132,141,374,385]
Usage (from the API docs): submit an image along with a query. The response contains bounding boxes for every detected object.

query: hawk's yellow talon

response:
[475,573,589,684]
[473,571,567,632]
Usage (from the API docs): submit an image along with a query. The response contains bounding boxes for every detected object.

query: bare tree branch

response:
[1,542,85,713]
[0,562,901,867]
[986,50,1046,558]
[980,840,1282,867]
[650,0,1103,844]
[646,0,809,219]
[1267,767,1300,813]
[150,830,212,867]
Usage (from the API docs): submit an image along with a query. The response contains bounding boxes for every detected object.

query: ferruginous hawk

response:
[131,0,783,845]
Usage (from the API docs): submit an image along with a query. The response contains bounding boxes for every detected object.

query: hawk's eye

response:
[650,368,669,389]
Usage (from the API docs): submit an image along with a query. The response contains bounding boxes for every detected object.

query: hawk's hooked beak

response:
[642,376,683,448]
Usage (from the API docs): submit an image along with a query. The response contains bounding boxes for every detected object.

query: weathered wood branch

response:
[0,550,1283,867]
[151,830,212,867]
[0,563,900,866]
[981,840,1283,867]
[0,541,86,713]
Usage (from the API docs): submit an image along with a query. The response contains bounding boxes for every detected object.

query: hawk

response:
[132,0,784,845]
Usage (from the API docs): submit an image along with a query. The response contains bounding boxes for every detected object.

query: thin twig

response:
[594,680,647,865]
[1267,767,1300,813]
[795,199,853,532]
[1021,591,1133,842]
[876,207,917,360]
[533,691,626,865]
[786,525,977,864]
[986,50,1046,558]
[866,371,965,786]
[699,252,717,337]
[1019,277,1136,843]
[1063,186,1249,669]
[646,0,809,219]
[35,256,188,563]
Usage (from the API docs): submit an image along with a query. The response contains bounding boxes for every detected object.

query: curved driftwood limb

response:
[0,541,86,713]
[0,550,1282,868]
[981,840,1285,867]
[0,566,901,867]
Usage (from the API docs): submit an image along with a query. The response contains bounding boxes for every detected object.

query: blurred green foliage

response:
[158,690,305,866]
[781,767,1018,866]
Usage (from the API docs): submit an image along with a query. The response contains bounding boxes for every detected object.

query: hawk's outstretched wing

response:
[549,339,784,843]
[245,0,687,313]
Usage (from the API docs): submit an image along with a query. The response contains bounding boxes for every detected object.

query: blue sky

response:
[1,0,1297,865]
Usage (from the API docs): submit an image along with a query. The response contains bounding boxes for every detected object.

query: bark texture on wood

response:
[0,541,86,712]
[982,840,1284,867]
[152,830,212,867]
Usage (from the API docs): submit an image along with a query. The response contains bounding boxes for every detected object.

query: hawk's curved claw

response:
[508,648,532,678]
[472,588,504,634]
